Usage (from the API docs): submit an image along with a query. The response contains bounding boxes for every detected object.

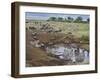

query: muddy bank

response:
[26,30,89,67]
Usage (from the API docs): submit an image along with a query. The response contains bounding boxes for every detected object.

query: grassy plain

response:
[26,20,89,67]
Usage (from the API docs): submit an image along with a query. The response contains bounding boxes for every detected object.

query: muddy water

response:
[46,44,89,64]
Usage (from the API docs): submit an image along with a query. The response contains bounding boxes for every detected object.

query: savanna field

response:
[26,20,89,67]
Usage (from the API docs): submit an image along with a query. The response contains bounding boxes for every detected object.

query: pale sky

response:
[25,12,90,21]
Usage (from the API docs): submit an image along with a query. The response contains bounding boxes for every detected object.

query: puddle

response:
[46,44,89,64]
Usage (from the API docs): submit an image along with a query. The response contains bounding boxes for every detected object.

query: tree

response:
[67,17,73,22]
[57,17,63,22]
[74,16,83,23]
[87,18,90,23]
[47,17,56,21]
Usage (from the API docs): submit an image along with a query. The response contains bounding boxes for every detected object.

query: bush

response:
[80,35,89,42]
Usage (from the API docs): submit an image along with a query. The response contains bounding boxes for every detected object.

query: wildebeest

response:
[29,26,36,30]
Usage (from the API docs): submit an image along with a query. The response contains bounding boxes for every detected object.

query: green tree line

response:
[47,16,89,23]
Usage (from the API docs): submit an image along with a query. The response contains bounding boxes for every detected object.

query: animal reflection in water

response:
[46,44,89,64]
[29,39,89,64]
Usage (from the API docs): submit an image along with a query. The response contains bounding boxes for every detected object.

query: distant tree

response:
[74,16,83,23]
[57,17,63,22]
[87,18,90,23]
[47,17,56,21]
[67,17,73,22]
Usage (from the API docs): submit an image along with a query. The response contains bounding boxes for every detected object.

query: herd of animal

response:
[26,21,89,65]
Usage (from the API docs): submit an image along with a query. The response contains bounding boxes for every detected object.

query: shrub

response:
[80,35,89,42]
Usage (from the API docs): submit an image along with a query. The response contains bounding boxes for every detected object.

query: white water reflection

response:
[46,44,89,64]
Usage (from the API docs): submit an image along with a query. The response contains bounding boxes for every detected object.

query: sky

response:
[25,12,90,21]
